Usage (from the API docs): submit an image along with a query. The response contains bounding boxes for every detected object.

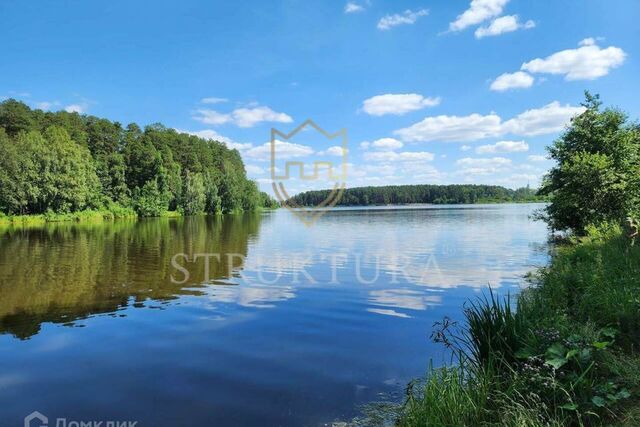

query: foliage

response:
[179,172,206,215]
[291,184,546,207]
[0,99,271,217]
[132,179,170,217]
[397,227,640,426]
[539,92,640,234]
[0,205,136,227]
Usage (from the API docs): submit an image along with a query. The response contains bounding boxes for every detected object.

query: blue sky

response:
[2,0,639,194]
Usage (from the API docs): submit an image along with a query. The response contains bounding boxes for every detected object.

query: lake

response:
[0,204,549,426]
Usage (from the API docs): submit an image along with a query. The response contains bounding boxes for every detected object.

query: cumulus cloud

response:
[344,2,365,13]
[394,101,585,142]
[244,140,313,161]
[361,138,404,151]
[521,39,626,80]
[449,0,509,32]
[175,129,253,151]
[377,9,429,30]
[461,145,472,151]
[193,106,293,128]
[475,15,535,38]
[456,156,512,175]
[395,113,502,143]
[318,146,348,156]
[362,93,441,116]
[501,101,586,136]
[490,71,534,91]
[364,151,435,162]
[476,140,528,154]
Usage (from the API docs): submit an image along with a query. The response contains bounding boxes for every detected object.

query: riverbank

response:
[393,225,640,426]
[0,207,280,227]
[0,207,149,227]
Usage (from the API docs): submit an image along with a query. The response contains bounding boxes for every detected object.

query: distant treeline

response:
[0,99,277,217]
[290,184,545,206]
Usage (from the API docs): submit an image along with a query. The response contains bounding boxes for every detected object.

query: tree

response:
[0,99,35,136]
[95,153,130,204]
[179,172,206,215]
[0,127,102,214]
[40,126,102,212]
[539,93,640,233]
[0,99,266,217]
[205,184,223,214]
[0,129,34,214]
[132,179,170,217]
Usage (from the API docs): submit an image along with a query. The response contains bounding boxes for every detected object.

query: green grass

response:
[395,226,640,426]
[0,205,137,226]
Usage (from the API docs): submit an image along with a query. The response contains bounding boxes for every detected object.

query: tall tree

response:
[539,93,640,233]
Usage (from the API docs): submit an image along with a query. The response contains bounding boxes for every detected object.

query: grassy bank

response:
[0,205,138,226]
[397,227,640,426]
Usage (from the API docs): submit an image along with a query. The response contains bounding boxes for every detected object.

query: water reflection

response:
[0,214,264,339]
[0,204,549,427]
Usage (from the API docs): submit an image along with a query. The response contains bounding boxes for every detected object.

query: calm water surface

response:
[0,204,548,426]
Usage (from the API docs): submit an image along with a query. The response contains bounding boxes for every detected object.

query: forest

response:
[0,99,277,218]
[290,184,544,206]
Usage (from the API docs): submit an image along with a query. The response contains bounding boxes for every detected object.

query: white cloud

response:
[362,93,441,116]
[377,9,429,30]
[502,101,586,136]
[395,101,585,142]
[528,154,548,162]
[579,37,596,47]
[233,106,293,127]
[476,140,528,154]
[475,15,535,38]
[193,109,231,125]
[456,156,512,175]
[64,103,88,114]
[244,140,314,161]
[521,39,626,80]
[245,165,265,175]
[395,113,502,142]
[200,97,228,104]
[361,137,404,151]
[193,106,293,128]
[344,2,365,13]
[449,0,509,32]
[176,129,253,151]
[318,146,347,156]
[364,151,435,162]
[490,71,534,91]
[461,145,472,151]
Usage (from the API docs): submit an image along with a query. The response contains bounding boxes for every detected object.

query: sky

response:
[2,0,639,195]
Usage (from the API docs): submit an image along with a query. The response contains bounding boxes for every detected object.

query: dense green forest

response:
[290,184,544,206]
[0,99,276,218]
